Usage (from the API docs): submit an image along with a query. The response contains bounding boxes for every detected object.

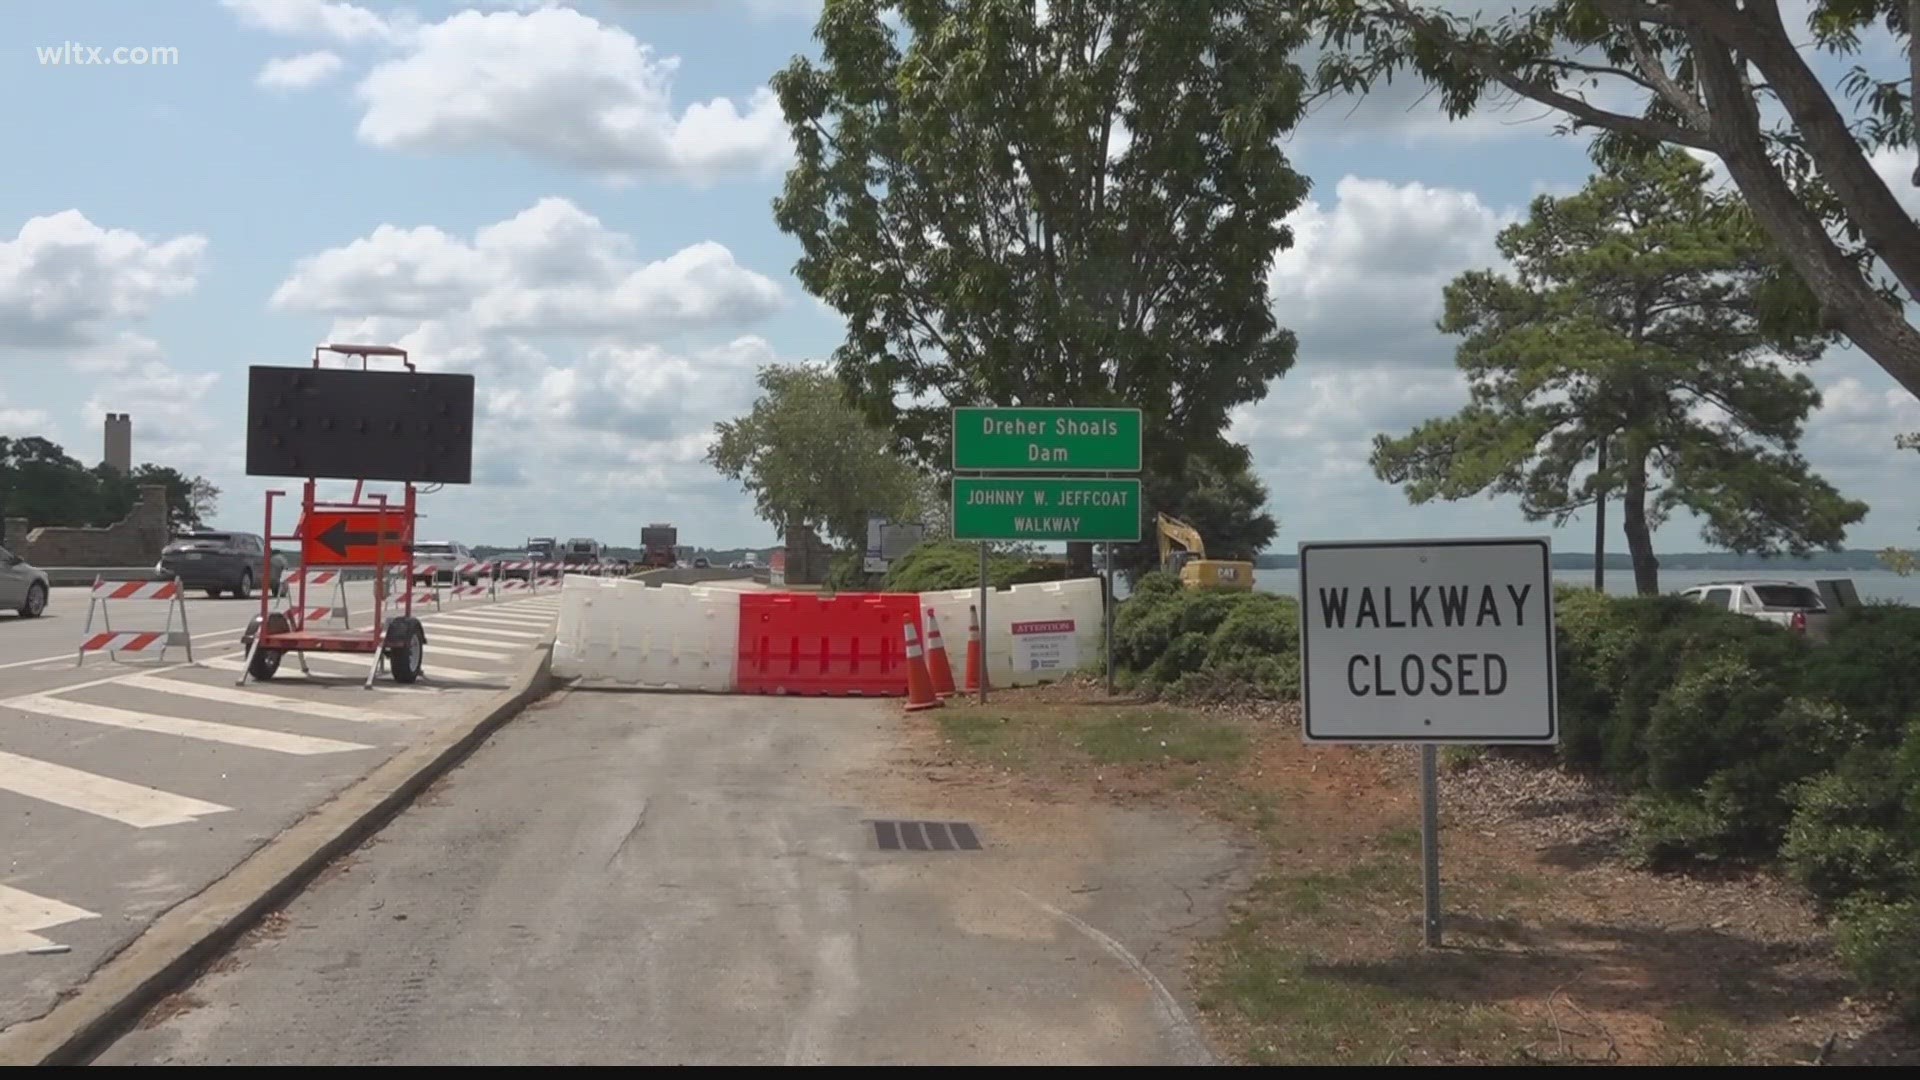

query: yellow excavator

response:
[1156,513,1255,590]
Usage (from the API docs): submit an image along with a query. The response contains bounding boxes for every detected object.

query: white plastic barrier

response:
[552,576,741,691]
[919,577,1105,688]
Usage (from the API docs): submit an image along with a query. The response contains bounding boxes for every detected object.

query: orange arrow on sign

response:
[301,509,409,566]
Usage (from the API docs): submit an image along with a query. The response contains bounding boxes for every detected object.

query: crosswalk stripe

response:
[420,632,534,651]
[420,642,520,661]
[432,611,552,626]
[113,672,407,724]
[420,620,543,640]
[205,652,498,681]
[0,749,231,828]
[8,694,372,756]
[1,883,100,956]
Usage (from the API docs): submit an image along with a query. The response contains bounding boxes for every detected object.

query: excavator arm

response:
[1156,513,1207,571]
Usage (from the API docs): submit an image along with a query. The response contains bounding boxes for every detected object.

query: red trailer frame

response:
[238,344,430,688]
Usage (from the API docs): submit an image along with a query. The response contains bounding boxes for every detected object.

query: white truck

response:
[1677,579,1832,642]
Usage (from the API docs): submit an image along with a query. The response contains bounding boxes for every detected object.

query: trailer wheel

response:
[386,618,425,684]
[244,612,291,681]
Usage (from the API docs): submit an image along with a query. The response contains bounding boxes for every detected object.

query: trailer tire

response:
[386,617,425,684]
[244,612,291,681]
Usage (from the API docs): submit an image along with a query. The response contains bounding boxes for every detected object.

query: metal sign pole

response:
[1420,744,1443,947]
[1104,541,1115,696]
[978,541,988,706]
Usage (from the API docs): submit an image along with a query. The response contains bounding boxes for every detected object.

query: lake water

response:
[1247,567,1920,606]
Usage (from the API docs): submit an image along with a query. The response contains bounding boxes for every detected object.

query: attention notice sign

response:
[1297,537,1558,745]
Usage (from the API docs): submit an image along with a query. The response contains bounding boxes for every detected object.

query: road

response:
[97,690,1248,1065]
[0,579,559,1035]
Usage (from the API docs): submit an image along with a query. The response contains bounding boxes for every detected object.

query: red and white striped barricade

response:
[282,567,352,629]
[385,566,442,611]
[76,577,193,667]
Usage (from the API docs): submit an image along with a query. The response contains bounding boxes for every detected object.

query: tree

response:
[1122,446,1278,580]
[1370,147,1869,595]
[1884,431,1920,575]
[707,363,929,550]
[1295,0,1920,402]
[770,0,1309,571]
[2,435,217,533]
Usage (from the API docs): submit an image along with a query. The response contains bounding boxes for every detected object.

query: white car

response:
[1678,579,1832,642]
[1,544,50,618]
[412,540,480,586]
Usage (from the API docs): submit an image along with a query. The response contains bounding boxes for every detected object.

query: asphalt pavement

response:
[96,690,1248,1065]
[1,578,561,1035]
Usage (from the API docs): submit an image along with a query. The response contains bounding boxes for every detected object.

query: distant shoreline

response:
[1251,550,1902,572]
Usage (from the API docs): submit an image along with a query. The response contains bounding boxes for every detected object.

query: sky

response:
[2,0,1917,556]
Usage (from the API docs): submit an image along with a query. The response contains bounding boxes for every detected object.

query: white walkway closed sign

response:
[1298,537,1558,744]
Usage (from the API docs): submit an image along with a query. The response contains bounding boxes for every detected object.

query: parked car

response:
[488,551,535,581]
[1678,579,1832,642]
[693,556,710,569]
[413,540,481,585]
[156,531,287,599]
[0,544,50,618]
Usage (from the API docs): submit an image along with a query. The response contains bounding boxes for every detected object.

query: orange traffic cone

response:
[963,604,988,693]
[903,621,944,711]
[924,608,956,698]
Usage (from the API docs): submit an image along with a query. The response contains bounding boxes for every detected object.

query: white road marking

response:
[418,620,543,640]
[208,652,499,680]
[7,694,371,756]
[418,642,519,661]
[111,672,408,724]
[432,610,554,628]
[0,884,100,957]
[0,749,231,828]
[419,632,534,652]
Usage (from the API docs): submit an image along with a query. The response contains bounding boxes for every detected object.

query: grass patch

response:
[1196,938,1524,1065]
[1658,1005,1747,1066]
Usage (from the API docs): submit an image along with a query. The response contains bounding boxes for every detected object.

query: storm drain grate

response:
[870,820,982,852]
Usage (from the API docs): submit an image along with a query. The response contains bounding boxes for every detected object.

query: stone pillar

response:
[132,484,171,562]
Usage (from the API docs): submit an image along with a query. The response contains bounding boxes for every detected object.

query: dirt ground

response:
[903,677,1920,1066]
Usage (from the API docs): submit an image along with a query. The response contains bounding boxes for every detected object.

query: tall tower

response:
[104,413,132,473]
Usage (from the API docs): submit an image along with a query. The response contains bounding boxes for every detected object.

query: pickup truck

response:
[1678,579,1831,642]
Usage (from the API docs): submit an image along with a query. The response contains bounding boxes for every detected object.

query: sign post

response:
[1298,537,1559,946]
[952,405,1144,700]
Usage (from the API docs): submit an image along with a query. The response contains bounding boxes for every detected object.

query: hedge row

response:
[1112,572,1920,1015]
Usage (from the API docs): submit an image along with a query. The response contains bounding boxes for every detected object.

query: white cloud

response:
[249,203,800,543]
[1269,176,1516,366]
[0,211,206,351]
[221,0,408,44]
[81,362,224,474]
[351,7,791,183]
[0,395,54,436]
[271,196,785,331]
[256,50,346,89]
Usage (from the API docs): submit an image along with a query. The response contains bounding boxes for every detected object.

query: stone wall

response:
[780,524,837,586]
[4,485,171,566]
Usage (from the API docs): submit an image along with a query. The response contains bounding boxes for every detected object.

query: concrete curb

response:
[0,645,557,1066]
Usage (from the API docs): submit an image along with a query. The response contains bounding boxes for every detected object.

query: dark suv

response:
[156,531,288,599]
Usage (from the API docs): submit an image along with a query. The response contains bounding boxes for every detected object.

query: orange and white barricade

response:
[76,576,193,667]
[384,567,442,611]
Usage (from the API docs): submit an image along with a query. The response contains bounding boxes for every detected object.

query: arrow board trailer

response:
[1298,537,1558,745]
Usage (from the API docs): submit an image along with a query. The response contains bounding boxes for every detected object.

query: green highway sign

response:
[951,477,1142,542]
[952,406,1142,472]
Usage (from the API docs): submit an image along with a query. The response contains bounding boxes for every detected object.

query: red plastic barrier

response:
[736,592,923,696]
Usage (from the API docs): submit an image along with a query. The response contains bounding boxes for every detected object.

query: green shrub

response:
[1626,793,1729,870]
[1112,578,1302,698]
[1802,604,1920,737]
[882,540,1064,592]
[1781,765,1915,904]
[1833,896,1920,1019]
[1644,654,1794,795]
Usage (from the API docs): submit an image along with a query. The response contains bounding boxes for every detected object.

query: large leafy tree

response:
[1,435,217,534]
[1295,0,1920,403]
[1371,147,1869,594]
[707,363,929,551]
[770,0,1309,570]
